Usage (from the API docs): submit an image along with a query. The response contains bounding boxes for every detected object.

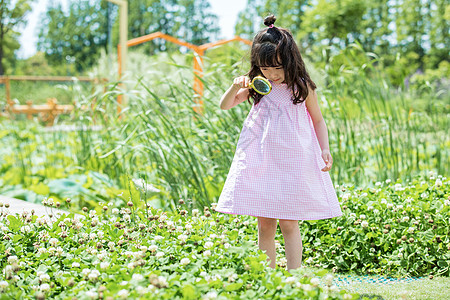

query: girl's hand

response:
[321,149,333,172]
[233,76,250,89]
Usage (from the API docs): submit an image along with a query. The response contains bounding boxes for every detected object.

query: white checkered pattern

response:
[216,81,343,220]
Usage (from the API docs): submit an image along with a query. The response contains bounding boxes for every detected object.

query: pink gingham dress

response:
[215,81,343,220]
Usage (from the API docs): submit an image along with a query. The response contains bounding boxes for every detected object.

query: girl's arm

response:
[305,85,333,172]
[219,76,250,110]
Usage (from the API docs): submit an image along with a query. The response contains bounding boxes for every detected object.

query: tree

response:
[37,0,108,72]
[0,0,33,75]
[123,0,219,54]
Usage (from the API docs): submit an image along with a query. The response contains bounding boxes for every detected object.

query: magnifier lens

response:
[253,78,271,94]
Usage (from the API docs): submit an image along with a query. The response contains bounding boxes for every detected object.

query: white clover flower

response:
[20,225,31,234]
[154,235,164,241]
[37,248,47,255]
[185,223,193,231]
[210,234,217,239]
[159,214,168,222]
[349,213,356,218]
[435,179,442,187]
[39,273,50,282]
[192,209,199,217]
[156,251,164,258]
[342,193,351,201]
[360,214,366,219]
[180,258,190,266]
[149,245,158,252]
[286,277,295,284]
[361,192,368,197]
[40,283,50,292]
[408,227,415,234]
[387,203,394,208]
[89,210,96,218]
[344,294,353,300]
[367,206,374,211]
[88,269,100,281]
[74,221,83,230]
[112,208,119,214]
[47,198,54,206]
[136,286,147,295]
[224,243,231,249]
[97,252,107,261]
[49,238,58,247]
[100,262,110,269]
[394,183,402,191]
[85,290,97,299]
[178,234,188,243]
[385,179,391,184]
[204,242,214,249]
[373,209,380,214]
[397,204,403,209]
[203,291,218,300]
[381,198,387,204]
[203,250,211,257]
[361,221,369,228]
[97,231,104,239]
[402,216,410,222]
[117,289,129,299]
[375,182,382,187]
[302,283,312,291]
[310,278,320,287]
[444,200,450,206]
[0,280,8,291]
[127,262,135,269]
[107,242,115,249]
[7,256,18,264]
[325,274,334,286]
[82,268,91,277]
[330,284,339,293]
[72,262,80,268]
[306,257,313,264]
[123,214,131,222]
[132,274,144,281]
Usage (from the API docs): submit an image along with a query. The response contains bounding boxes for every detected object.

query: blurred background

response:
[0,0,448,211]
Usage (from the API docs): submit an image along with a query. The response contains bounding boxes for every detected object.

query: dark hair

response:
[247,14,316,105]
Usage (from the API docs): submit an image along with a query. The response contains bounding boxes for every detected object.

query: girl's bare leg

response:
[257,217,278,268]
[279,219,303,271]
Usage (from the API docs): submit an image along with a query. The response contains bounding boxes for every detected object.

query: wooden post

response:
[26,101,33,120]
[106,0,128,114]
[5,77,12,106]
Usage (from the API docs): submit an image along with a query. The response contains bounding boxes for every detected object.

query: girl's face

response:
[259,65,285,84]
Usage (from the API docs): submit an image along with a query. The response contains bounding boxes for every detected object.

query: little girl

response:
[215,14,343,271]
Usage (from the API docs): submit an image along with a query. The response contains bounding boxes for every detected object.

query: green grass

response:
[342,276,450,300]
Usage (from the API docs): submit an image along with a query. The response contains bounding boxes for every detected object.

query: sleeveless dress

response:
[215,81,343,220]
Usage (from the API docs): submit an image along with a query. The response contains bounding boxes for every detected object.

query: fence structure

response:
[119,32,252,114]
[0,76,106,125]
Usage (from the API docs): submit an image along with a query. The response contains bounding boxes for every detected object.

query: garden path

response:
[0,195,73,220]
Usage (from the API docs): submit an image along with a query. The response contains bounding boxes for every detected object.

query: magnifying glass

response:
[249,76,272,95]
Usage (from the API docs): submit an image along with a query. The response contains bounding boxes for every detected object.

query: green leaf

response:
[225,282,243,292]
[7,215,21,231]
[181,284,196,300]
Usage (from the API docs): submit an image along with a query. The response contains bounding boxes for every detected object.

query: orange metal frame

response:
[118,32,252,114]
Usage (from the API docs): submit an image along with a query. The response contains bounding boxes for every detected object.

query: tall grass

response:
[0,47,448,210]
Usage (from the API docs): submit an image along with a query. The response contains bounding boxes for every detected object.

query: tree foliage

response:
[37,1,108,72]
[0,0,33,75]
[36,0,220,72]
[234,0,449,84]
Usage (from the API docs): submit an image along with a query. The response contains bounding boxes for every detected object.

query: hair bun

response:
[263,14,276,27]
